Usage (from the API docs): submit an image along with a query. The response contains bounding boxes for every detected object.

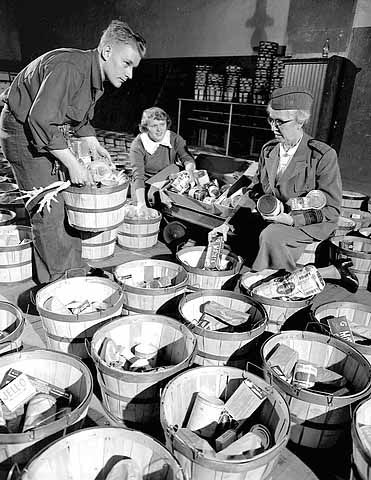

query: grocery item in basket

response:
[0,368,72,402]
[224,380,268,422]
[252,265,325,300]
[22,393,57,432]
[292,361,317,389]
[104,457,142,480]
[267,343,299,379]
[186,392,225,439]
[200,301,251,328]
[0,405,9,433]
[352,325,371,342]
[325,315,355,343]
[174,428,216,457]
[215,428,238,452]
[204,234,225,270]
[134,343,158,367]
[249,424,272,449]
[197,312,232,331]
[0,372,36,412]
[215,431,264,459]
[43,296,109,315]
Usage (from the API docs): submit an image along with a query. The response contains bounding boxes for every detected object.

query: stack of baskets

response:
[63,182,129,261]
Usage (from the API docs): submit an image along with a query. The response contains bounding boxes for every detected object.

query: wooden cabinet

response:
[177,98,273,159]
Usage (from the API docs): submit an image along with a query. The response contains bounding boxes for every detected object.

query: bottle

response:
[322,38,330,58]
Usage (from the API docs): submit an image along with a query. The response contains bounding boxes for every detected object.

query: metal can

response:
[249,424,272,449]
[186,392,225,439]
[292,361,317,389]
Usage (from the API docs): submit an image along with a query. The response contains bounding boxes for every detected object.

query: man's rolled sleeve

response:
[27,64,82,152]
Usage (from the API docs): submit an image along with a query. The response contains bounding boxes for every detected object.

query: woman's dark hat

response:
[270,86,313,110]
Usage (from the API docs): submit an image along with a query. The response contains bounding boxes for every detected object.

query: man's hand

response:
[68,162,94,186]
[83,136,112,163]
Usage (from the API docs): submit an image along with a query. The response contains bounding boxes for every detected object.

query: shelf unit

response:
[177,98,273,158]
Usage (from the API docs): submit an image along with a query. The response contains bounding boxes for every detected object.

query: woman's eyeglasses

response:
[267,117,294,128]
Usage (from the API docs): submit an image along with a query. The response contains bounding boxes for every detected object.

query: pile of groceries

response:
[121,203,160,220]
[115,264,177,290]
[99,338,163,374]
[167,169,247,211]
[245,265,326,301]
[43,294,112,315]
[172,380,273,460]
[267,343,352,396]
[0,368,72,433]
[190,300,255,333]
[88,157,129,187]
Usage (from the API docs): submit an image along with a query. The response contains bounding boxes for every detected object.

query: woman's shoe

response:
[334,258,359,293]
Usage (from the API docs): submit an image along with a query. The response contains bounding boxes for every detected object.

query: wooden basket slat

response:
[35,277,124,359]
[90,315,196,430]
[261,331,371,449]
[0,225,33,283]
[240,272,314,333]
[114,259,188,314]
[314,301,371,365]
[176,246,243,290]
[179,290,267,368]
[0,349,92,468]
[63,185,128,232]
[160,366,290,480]
[22,426,185,480]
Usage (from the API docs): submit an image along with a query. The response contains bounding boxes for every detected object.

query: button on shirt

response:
[276,136,303,180]
[6,48,104,152]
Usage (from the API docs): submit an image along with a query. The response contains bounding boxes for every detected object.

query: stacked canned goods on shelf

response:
[253,40,279,104]
[223,65,242,102]
[193,64,212,100]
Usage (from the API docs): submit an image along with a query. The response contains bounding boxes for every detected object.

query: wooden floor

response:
[1,239,370,480]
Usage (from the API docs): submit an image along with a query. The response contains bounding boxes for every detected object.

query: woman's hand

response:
[262,212,294,226]
[208,223,231,242]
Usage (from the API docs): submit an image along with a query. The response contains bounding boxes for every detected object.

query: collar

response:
[140,130,172,154]
[279,133,303,158]
[91,49,104,93]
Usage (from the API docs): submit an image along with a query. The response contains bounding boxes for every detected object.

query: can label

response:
[327,315,355,343]
[204,234,224,270]
[292,362,317,389]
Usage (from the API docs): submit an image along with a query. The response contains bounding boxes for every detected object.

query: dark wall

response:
[339,26,371,195]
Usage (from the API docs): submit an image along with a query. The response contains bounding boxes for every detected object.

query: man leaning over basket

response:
[0,19,146,285]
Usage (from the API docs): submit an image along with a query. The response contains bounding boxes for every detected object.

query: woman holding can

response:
[209,86,357,292]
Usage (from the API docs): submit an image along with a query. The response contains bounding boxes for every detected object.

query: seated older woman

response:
[130,106,195,211]
[210,86,358,292]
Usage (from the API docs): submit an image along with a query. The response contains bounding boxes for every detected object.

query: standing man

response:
[0,20,146,284]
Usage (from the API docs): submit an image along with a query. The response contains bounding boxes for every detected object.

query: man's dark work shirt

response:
[6,48,104,152]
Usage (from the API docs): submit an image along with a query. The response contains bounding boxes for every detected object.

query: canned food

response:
[292,361,317,389]
[249,424,272,449]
